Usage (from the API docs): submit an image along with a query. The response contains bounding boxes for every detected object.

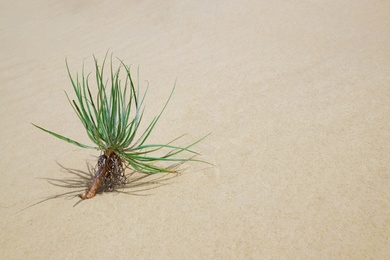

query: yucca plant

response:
[33,54,207,200]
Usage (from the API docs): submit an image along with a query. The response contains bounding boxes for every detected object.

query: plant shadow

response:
[20,160,180,211]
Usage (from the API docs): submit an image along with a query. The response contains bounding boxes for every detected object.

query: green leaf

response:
[32,124,95,149]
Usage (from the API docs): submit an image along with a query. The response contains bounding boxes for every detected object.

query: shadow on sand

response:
[20,160,181,211]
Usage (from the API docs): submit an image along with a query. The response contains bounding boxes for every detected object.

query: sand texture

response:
[1,0,390,259]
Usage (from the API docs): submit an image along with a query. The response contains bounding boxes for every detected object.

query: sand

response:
[1,0,389,259]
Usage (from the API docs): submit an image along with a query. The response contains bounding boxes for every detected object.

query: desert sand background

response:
[1,0,389,259]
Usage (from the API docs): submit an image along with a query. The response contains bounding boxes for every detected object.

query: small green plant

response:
[33,54,208,199]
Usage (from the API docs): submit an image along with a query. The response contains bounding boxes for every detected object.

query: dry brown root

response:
[101,153,127,191]
[80,152,127,200]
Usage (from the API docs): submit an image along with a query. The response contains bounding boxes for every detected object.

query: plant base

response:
[80,152,127,200]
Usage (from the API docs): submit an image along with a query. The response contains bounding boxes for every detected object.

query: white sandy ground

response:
[1,0,389,259]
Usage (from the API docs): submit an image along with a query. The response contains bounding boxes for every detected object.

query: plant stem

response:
[80,154,108,200]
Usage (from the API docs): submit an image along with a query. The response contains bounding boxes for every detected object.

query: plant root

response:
[80,152,127,200]
[101,153,127,191]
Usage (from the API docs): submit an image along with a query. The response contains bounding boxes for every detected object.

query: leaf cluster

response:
[33,54,208,174]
